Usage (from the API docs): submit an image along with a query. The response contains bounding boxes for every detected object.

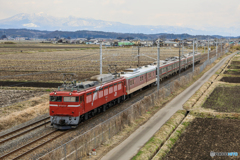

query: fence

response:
[38,51,225,160]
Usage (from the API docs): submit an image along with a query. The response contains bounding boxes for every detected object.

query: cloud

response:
[110,10,133,15]
[54,0,63,4]
[23,23,38,27]
[102,0,126,5]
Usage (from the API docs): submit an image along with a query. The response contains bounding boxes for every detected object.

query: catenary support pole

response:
[193,39,195,72]
[216,39,218,57]
[157,41,160,92]
[138,45,140,67]
[100,42,102,74]
[179,41,181,77]
[208,37,209,62]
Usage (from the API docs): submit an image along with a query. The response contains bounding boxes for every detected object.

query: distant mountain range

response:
[0,13,239,37]
[0,29,233,40]
[0,13,239,40]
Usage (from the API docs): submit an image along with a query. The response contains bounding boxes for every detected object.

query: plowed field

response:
[164,118,240,159]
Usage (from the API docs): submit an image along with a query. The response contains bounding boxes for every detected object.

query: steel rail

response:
[0,117,50,140]
[0,121,50,145]
[0,130,65,159]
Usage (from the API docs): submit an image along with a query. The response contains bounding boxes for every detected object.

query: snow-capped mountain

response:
[0,13,237,36]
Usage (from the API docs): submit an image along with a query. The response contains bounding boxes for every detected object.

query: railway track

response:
[0,130,67,160]
[0,117,50,146]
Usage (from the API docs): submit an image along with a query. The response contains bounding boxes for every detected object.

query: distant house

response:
[102,41,111,46]
[163,41,179,47]
[86,39,99,44]
[140,40,154,47]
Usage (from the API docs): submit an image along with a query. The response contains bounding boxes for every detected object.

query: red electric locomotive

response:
[49,74,126,129]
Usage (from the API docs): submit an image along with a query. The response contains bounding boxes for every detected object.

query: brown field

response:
[220,77,240,83]
[0,89,46,108]
[163,118,240,159]
[0,43,198,82]
[202,86,240,113]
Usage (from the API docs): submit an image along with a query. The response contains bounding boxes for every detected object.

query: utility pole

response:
[138,44,140,67]
[196,38,198,53]
[182,40,184,73]
[216,39,218,57]
[208,37,210,62]
[157,40,160,92]
[193,39,195,72]
[179,41,181,77]
[204,41,205,54]
[100,42,102,74]
[221,40,222,55]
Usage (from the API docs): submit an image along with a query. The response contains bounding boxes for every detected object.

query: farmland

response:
[202,86,240,112]
[0,42,198,82]
[0,89,46,108]
[163,118,240,159]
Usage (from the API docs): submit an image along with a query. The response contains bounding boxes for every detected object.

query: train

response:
[49,52,201,129]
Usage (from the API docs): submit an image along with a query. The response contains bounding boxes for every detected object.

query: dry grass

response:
[0,94,49,131]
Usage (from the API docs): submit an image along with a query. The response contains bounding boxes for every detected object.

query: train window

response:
[93,90,97,93]
[99,91,103,98]
[118,84,122,90]
[118,82,121,84]
[109,87,113,94]
[50,96,62,102]
[80,96,83,103]
[114,85,117,91]
[130,79,134,85]
[86,95,92,103]
[63,96,79,102]
[99,88,103,91]
[104,86,108,89]
[104,89,108,96]
[148,73,151,78]
[109,84,113,87]
[86,92,92,95]
[114,83,117,85]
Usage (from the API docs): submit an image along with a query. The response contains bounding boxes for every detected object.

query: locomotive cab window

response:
[63,97,79,102]
[50,96,62,102]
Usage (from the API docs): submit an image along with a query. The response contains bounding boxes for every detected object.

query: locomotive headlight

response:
[54,92,57,95]
[69,93,72,95]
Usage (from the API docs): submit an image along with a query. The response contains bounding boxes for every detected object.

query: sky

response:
[0,0,239,36]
